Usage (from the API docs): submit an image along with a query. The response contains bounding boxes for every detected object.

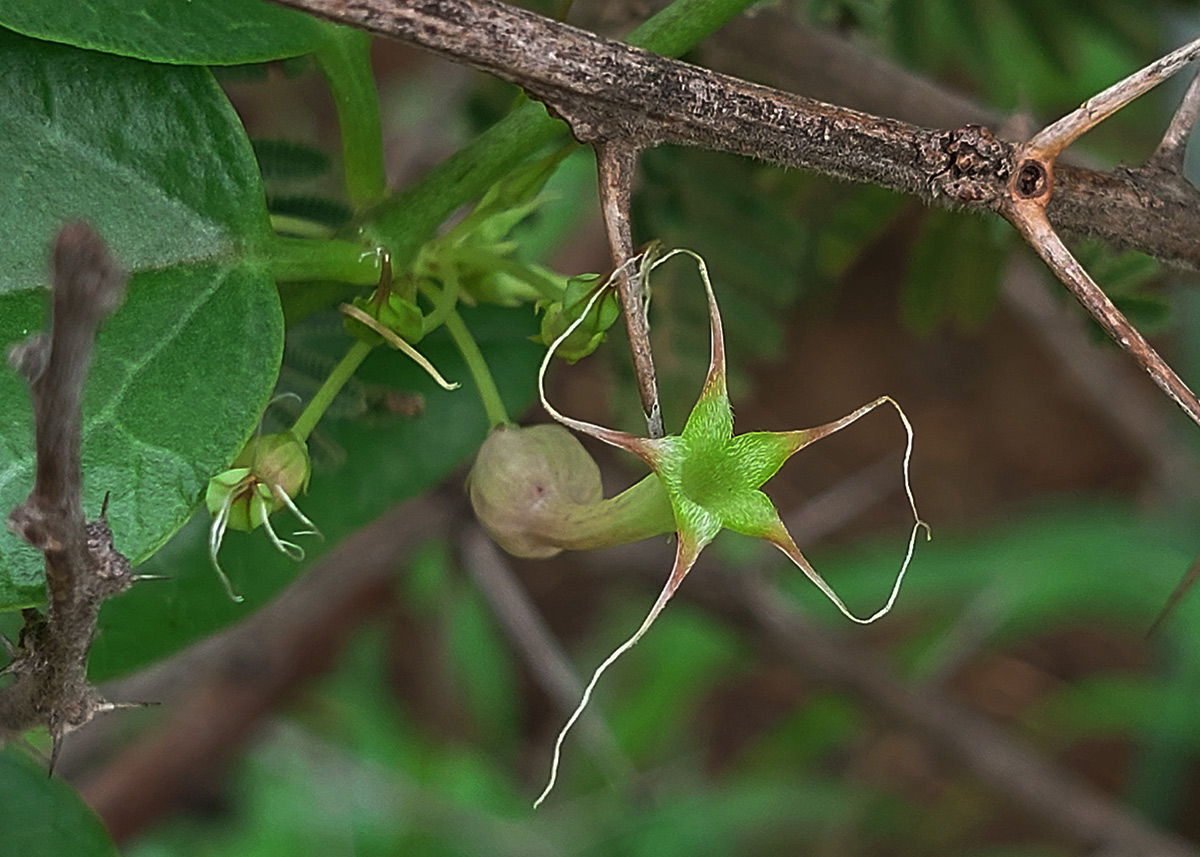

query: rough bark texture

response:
[271,0,1200,268]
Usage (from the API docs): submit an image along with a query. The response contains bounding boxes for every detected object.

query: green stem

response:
[444,308,509,428]
[362,0,757,266]
[546,474,676,551]
[365,100,559,269]
[316,28,387,208]
[624,0,753,54]
[420,266,459,335]
[270,213,335,239]
[269,235,382,285]
[291,339,374,441]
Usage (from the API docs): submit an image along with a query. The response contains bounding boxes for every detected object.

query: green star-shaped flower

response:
[534,248,929,806]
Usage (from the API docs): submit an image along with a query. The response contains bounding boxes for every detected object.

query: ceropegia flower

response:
[533,247,930,806]
[205,430,320,602]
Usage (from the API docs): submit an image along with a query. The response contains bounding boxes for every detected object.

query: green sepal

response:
[343,293,425,345]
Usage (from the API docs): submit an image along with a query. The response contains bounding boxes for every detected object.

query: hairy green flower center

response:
[678,441,739,509]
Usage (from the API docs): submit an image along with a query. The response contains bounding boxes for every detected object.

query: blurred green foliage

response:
[124,502,1200,856]
[6,0,1200,852]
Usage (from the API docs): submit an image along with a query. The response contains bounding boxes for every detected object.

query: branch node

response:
[1013,158,1050,201]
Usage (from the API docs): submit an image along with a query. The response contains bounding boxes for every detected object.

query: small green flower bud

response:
[468,424,673,559]
[537,275,617,362]
[207,432,311,532]
[468,423,602,559]
[205,431,318,601]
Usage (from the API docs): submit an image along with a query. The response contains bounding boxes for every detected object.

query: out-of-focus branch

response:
[571,442,1194,857]
[76,496,449,843]
[459,526,633,784]
[1151,68,1200,171]
[582,535,1196,857]
[722,571,1197,857]
[1000,252,1198,495]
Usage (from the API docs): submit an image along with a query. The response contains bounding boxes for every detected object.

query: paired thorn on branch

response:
[1001,36,1200,434]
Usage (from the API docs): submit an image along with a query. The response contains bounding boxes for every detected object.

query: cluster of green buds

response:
[405,149,623,363]
[205,430,318,602]
[201,150,634,603]
[415,151,572,308]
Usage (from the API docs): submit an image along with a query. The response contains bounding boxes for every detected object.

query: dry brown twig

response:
[1,223,138,768]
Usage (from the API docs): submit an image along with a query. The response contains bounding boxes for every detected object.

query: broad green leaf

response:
[0,33,282,608]
[0,746,117,857]
[89,305,542,680]
[0,29,271,293]
[253,139,334,183]
[0,0,334,66]
[0,263,282,607]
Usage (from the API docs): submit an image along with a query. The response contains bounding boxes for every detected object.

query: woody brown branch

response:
[270,0,1200,270]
